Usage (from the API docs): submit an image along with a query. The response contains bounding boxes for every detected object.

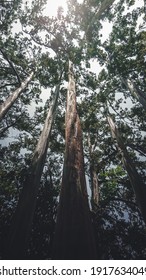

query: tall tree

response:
[53,61,97,259]
[1,0,146,260]
[103,2,146,109]
[5,81,61,259]
[107,114,146,224]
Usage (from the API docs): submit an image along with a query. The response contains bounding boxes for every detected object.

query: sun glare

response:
[44,0,67,17]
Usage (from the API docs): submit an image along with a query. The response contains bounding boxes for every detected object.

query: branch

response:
[82,0,115,46]
[127,143,146,158]
[32,19,67,53]
[0,83,18,90]
[107,100,141,130]
[0,49,21,85]
[0,118,19,136]
[24,33,57,59]
[101,197,139,210]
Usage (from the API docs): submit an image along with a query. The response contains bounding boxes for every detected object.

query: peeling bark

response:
[107,115,146,224]
[6,84,60,259]
[53,61,97,260]
[0,71,34,121]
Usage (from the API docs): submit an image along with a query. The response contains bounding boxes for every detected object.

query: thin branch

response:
[0,122,15,136]
[34,17,66,45]
[0,114,22,136]
[101,197,139,210]
[127,144,146,158]
[0,83,18,90]
[22,26,55,51]
[107,100,141,130]
[0,49,21,85]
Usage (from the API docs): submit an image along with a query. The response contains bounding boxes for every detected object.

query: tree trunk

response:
[107,115,146,224]
[53,61,97,260]
[122,77,146,110]
[90,168,99,210]
[88,133,99,211]
[6,83,60,259]
[0,71,34,121]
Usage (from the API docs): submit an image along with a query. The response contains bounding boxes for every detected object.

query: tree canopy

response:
[0,0,146,259]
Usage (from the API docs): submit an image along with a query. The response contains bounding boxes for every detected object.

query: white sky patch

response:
[89,58,103,76]
[12,19,21,34]
[99,20,113,43]
[43,0,67,16]
[43,0,84,16]
[124,0,144,13]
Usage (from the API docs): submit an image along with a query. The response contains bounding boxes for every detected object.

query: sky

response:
[43,0,83,17]
[43,0,68,16]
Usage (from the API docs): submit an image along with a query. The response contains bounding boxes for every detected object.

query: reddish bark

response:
[53,61,97,259]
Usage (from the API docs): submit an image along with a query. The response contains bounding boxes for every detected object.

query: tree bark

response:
[0,71,34,121]
[6,83,60,259]
[53,61,97,260]
[122,77,146,110]
[107,115,146,224]
[88,133,99,211]
[90,168,99,211]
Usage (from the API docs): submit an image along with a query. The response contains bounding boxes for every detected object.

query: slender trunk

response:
[0,48,21,85]
[122,77,146,110]
[88,133,99,211]
[6,83,60,259]
[0,71,34,121]
[90,168,99,209]
[53,61,97,260]
[107,115,146,223]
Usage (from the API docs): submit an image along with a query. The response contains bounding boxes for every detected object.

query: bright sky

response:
[44,0,83,16]
[44,0,67,16]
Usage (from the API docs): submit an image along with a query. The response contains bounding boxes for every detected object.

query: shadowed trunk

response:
[53,61,97,260]
[0,71,34,121]
[5,83,60,259]
[107,115,146,224]
[90,168,99,210]
[88,133,99,211]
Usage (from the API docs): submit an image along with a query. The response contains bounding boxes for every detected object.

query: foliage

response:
[0,0,146,259]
